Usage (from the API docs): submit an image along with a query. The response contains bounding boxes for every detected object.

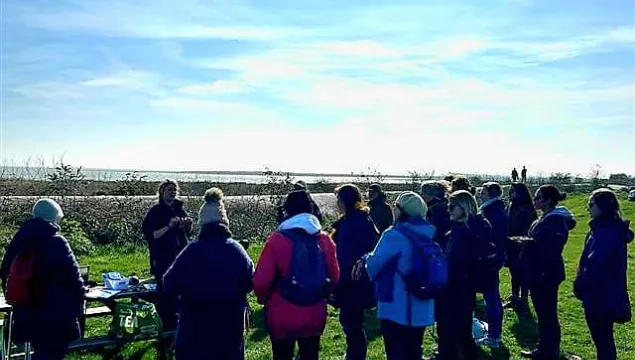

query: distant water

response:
[0,166,416,184]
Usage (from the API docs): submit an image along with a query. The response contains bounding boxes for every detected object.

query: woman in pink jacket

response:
[254,190,340,360]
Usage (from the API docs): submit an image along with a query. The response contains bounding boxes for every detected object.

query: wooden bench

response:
[8,331,176,358]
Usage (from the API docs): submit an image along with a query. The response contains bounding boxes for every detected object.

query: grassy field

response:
[35,194,635,359]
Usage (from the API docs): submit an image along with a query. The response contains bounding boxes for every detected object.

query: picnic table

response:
[0,279,174,359]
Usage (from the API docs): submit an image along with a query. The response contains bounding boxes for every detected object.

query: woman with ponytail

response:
[330,184,379,360]
[520,185,577,359]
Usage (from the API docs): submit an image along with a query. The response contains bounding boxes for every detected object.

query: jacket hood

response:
[480,197,504,212]
[544,206,577,230]
[279,213,322,235]
[395,218,436,240]
[589,218,634,245]
[21,217,60,239]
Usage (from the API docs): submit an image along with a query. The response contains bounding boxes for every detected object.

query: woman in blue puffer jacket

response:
[355,191,436,360]
[574,189,633,360]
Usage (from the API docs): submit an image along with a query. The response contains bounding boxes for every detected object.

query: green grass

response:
[56,194,635,359]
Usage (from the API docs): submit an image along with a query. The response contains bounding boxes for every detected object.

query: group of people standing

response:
[511,166,528,184]
[0,176,632,360]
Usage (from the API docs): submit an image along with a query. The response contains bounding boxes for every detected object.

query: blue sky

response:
[1,0,634,176]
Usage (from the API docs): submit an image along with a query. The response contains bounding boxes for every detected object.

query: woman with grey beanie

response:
[1,198,85,360]
[164,188,254,360]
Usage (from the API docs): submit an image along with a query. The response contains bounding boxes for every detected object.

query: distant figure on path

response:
[141,179,193,359]
[512,168,519,182]
[574,189,633,360]
[367,184,394,233]
[521,166,528,184]
[164,188,254,360]
[1,199,85,360]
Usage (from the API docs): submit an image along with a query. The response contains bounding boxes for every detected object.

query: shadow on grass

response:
[510,308,539,349]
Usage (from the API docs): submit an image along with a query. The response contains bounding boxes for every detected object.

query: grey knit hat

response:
[198,188,229,226]
[32,198,64,224]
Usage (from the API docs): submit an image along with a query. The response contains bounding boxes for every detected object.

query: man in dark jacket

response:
[164,188,253,360]
[1,199,85,360]
[367,184,393,233]
[420,180,452,250]
[477,182,508,348]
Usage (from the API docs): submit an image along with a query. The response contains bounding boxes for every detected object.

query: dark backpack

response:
[278,230,330,306]
[397,227,449,300]
[6,245,44,307]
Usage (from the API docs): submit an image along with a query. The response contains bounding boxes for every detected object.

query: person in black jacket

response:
[164,188,254,360]
[330,184,379,360]
[367,184,393,233]
[477,182,508,348]
[506,183,538,311]
[1,199,85,360]
[435,190,490,360]
[574,189,633,360]
[141,179,193,358]
[420,180,452,250]
[520,185,576,360]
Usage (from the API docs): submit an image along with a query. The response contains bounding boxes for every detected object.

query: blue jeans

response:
[482,285,503,339]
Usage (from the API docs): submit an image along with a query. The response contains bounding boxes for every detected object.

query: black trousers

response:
[529,282,561,359]
[339,307,368,360]
[586,311,617,360]
[271,336,320,360]
[381,320,425,360]
[435,289,478,360]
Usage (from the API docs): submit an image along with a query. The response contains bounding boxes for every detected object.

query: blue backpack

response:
[278,230,331,306]
[397,227,449,300]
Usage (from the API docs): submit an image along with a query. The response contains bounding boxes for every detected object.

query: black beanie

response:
[283,190,314,217]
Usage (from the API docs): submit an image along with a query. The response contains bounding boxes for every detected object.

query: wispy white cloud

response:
[176,80,249,95]
[3,0,634,175]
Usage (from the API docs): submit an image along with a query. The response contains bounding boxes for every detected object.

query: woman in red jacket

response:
[254,190,340,360]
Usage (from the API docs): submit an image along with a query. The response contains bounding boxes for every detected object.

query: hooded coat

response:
[163,223,253,360]
[253,214,340,340]
[330,209,379,309]
[521,206,577,285]
[0,218,85,350]
[574,218,633,323]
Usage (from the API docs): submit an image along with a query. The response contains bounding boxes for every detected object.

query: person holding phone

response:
[142,179,193,359]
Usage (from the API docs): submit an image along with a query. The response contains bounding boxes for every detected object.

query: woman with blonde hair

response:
[330,184,379,360]
[435,190,492,360]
